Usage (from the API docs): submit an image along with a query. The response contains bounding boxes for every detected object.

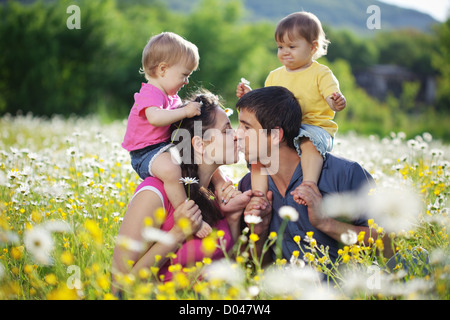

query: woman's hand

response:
[217,181,252,217]
[172,199,203,240]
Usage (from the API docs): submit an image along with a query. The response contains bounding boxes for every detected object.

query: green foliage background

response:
[0,0,449,140]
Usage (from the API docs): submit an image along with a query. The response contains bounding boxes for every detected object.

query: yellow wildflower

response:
[154,207,167,224]
[138,268,151,280]
[11,246,23,260]
[375,238,384,251]
[342,254,350,263]
[24,264,34,274]
[202,236,217,255]
[249,233,259,242]
[47,284,79,300]
[357,231,365,243]
[103,293,118,300]
[97,274,110,291]
[84,219,102,244]
[304,252,314,263]
[60,251,74,265]
[173,272,189,289]
[45,273,58,286]
[177,217,191,234]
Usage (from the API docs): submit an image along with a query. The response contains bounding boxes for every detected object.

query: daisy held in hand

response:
[180,176,213,238]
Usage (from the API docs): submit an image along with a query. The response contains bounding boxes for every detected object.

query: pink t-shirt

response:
[133,177,234,282]
[122,83,182,152]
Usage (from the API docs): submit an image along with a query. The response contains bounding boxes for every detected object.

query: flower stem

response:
[275,218,289,260]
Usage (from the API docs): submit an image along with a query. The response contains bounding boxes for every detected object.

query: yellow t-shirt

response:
[265,61,340,137]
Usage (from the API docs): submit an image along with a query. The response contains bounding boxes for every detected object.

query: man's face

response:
[237,109,277,168]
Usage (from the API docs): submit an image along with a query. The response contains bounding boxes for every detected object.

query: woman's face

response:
[201,108,238,166]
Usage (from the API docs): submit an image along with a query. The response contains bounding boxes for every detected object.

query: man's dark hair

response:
[236,86,302,149]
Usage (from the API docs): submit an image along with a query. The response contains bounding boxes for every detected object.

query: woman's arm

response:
[112,191,202,276]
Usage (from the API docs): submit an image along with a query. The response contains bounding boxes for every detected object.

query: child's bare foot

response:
[195,221,212,238]
[291,181,317,206]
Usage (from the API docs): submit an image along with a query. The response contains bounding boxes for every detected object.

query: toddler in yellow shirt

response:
[237,11,346,206]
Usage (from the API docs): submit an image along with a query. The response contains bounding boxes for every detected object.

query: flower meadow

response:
[0,114,449,300]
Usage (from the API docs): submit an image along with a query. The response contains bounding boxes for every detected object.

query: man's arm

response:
[294,181,394,257]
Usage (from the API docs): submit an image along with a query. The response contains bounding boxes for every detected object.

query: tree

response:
[432,19,450,112]
[0,0,115,116]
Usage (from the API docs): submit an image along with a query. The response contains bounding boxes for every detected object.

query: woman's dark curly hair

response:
[170,90,224,227]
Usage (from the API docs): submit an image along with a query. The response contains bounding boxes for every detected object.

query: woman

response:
[112,90,251,291]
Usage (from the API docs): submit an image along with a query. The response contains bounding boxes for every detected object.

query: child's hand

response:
[183,101,203,118]
[236,78,252,98]
[329,92,346,112]
[291,184,308,206]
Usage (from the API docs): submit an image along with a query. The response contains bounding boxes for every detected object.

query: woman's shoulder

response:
[136,176,164,191]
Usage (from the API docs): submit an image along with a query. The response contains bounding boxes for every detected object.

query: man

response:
[236,86,379,263]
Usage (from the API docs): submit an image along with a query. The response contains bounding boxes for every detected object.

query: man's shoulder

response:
[323,153,374,190]
[325,152,361,168]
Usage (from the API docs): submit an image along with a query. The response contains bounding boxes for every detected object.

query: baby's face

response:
[276,35,316,71]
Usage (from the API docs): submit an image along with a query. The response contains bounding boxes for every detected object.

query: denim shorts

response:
[293,124,333,159]
[130,142,174,180]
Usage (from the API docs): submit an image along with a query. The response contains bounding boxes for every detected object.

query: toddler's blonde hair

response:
[140,32,199,80]
[275,12,330,60]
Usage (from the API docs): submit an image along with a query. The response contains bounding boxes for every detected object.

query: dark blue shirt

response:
[239,153,375,262]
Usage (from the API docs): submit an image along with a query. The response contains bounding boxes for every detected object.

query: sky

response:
[379,0,450,22]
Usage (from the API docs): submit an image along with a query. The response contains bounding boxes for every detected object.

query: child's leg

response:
[195,221,212,238]
[250,162,268,195]
[294,139,323,205]
[152,151,212,238]
[151,152,187,209]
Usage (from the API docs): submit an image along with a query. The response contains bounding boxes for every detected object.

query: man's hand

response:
[292,181,328,230]
[244,190,273,236]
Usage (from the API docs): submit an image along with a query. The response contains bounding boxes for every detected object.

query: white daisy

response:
[42,220,71,233]
[142,227,175,245]
[240,77,250,86]
[224,108,234,117]
[244,214,262,225]
[365,186,422,232]
[340,229,358,246]
[203,259,244,285]
[179,177,199,185]
[24,226,54,265]
[279,205,299,221]
[116,235,145,252]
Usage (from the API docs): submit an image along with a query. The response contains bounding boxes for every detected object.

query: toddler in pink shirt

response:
[122,32,212,237]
